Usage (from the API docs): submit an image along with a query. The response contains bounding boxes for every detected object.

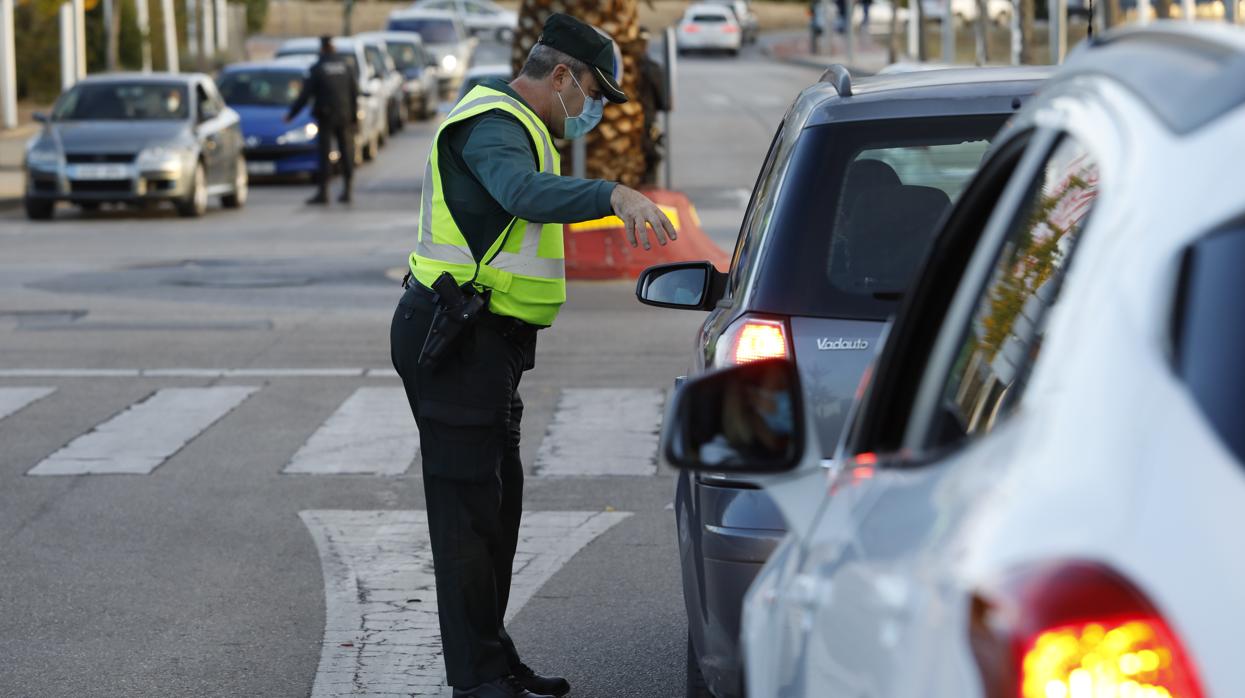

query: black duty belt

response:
[403,274,538,341]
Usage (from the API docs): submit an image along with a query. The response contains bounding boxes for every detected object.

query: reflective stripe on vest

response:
[408,86,566,326]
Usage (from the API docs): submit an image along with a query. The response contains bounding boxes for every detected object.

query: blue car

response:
[219,57,336,179]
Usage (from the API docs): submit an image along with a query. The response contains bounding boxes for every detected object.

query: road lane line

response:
[284,387,419,476]
[300,509,630,697]
[534,389,664,477]
[0,387,56,422]
[27,387,258,476]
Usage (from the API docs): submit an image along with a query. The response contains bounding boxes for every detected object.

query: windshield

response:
[750,115,1009,320]
[53,82,189,121]
[387,18,459,43]
[387,42,423,70]
[219,71,305,107]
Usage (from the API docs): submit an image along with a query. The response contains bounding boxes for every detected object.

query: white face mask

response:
[556,71,603,140]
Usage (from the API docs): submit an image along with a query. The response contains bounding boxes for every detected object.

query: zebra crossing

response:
[2,380,669,478]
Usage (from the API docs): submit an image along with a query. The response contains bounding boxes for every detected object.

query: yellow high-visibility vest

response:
[407,85,566,327]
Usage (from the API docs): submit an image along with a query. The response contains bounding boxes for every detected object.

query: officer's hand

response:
[609,185,677,250]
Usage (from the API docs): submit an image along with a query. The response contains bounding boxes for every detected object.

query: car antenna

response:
[819,64,852,97]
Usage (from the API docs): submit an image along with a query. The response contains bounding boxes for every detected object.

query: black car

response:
[636,65,1051,698]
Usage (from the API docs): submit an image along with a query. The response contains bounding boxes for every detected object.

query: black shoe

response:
[306,192,328,205]
[452,676,553,698]
[513,663,570,697]
[338,189,352,204]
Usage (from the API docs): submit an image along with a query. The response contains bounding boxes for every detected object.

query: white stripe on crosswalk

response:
[0,387,56,422]
[27,387,258,476]
[534,389,665,476]
[300,509,630,697]
[284,388,418,476]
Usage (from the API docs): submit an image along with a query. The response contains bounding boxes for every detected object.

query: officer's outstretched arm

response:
[610,184,678,250]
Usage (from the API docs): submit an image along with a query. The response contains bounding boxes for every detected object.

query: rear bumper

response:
[677,34,743,50]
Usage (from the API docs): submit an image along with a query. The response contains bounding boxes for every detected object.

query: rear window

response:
[388,18,459,43]
[1172,225,1245,464]
[750,115,1008,320]
[691,13,729,21]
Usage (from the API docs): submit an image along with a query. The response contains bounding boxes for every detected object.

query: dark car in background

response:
[636,65,1051,698]
[23,73,248,220]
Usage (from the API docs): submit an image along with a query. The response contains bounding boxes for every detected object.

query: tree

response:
[511,0,657,188]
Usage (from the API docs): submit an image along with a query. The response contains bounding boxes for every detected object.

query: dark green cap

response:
[537,13,627,104]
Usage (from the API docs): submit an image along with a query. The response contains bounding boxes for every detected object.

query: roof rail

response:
[819,64,852,97]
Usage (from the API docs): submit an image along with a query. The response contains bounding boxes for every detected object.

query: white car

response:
[409,0,517,42]
[677,3,744,56]
[357,35,408,135]
[703,0,759,43]
[358,31,441,121]
[274,36,387,161]
[386,8,477,99]
[664,22,1245,698]
[921,0,1013,24]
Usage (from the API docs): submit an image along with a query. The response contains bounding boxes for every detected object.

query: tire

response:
[176,162,208,218]
[221,155,248,209]
[24,197,54,220]
[686,632,713,698]
[77,201,101,212]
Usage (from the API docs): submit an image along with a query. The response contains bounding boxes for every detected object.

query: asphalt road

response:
[0,40,820,698]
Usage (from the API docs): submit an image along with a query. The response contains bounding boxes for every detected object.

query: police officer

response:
[285,36,359,205]
[389,13,676,698]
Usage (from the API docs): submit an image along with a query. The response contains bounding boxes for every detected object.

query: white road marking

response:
[284,388,418,476]
[0,387,56,422]
[301,509,630,697]
[27,387,258,476]
[704,93,730,107]
[534,389,665,477]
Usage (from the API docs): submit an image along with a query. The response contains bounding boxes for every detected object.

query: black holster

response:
[418,272,489,371]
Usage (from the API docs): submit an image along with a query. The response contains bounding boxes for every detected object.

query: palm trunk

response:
[512,0,654,187]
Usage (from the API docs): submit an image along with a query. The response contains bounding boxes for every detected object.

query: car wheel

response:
[686,632,713,698]
[221,155,248,209]
[176,162,208,218]
[24,197,54,221]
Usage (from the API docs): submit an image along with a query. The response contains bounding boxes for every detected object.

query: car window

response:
[936,136,1099,440]
[365,46,387,77]
[751,114,1009,320]
[53,82,189,121]
[219,71,304,107]
[197,84,220,119]
[728,123,784,300]
[691,13,729,22]
[1172,225,1245,465]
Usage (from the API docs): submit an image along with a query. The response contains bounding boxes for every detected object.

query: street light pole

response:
[161,0,179,71]
[1049,0,1066,63]
[0,0,16,129]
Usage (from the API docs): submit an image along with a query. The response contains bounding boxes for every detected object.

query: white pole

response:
[103,0,116,71]
[942,0,954,63]
[161,0,178,71]
[0,0,16,129]
[1180,0,1194,18]
[73,0,86,79]
[187,0,198,60]
[908,0,922,59]
[1049,0,1066,63]
[1137,0,1152,23]
[215,0,227,52]
[845,0,855,63]
[1009,0,1021,65]
[60,3,76,89]
[202,0,215,61]
[135,0,152,71]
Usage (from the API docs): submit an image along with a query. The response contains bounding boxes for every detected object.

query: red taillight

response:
[722,24,740,33]
[970,562,1204,698]
[732,319,788,365]
[682,23,700,32]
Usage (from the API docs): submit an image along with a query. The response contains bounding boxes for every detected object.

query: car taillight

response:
[715,316,790,366]
[682,23,700,32]
[723,24,740,32]
[970,561,1204,698]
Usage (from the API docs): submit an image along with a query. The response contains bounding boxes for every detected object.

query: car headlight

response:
[26,147,62,170]
[440,54,458,72]
[136,145,188,172]
[276,122,318,145]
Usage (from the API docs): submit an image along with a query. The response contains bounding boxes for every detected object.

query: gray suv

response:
[636,65,1050,698]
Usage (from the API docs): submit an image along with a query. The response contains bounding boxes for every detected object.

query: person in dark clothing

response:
[285,35,359,204]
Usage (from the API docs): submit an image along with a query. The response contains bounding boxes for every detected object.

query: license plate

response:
[72,164,130,180]
[247,161,276,175]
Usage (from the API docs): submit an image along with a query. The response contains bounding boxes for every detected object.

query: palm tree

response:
[511,0,656,187]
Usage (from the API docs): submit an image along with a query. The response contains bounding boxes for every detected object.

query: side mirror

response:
[663,358,805,474]
[33,112,49,124]
[635,261,725,310]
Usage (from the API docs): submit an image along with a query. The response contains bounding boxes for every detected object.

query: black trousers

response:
[389,285,536,688]
[315,119,355,193]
